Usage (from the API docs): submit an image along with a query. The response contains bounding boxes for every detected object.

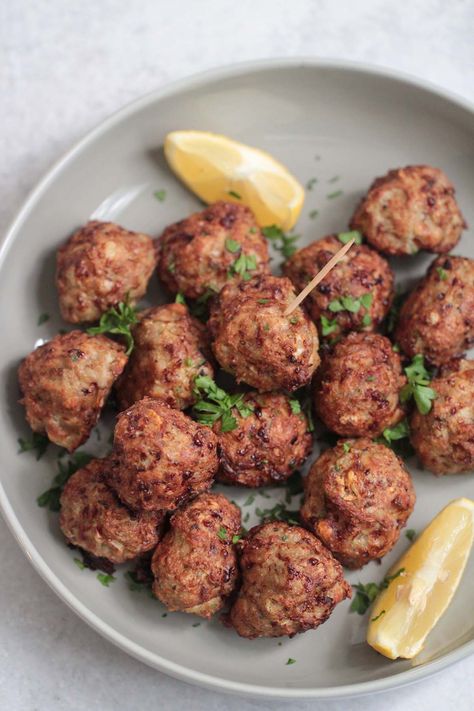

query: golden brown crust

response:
[108,397,218,512]
[151,492,240,618]
[283,235,394,339]
[18,331,127,452]
[410,358,474,475]
[116,304,214,410]
[208,274,320,392]
[56,221,157,323]
[300,439,416,569]
[214,392,312,487]
[350,165,465,256]
[59,458,163,564]
[227,521,351,638]
[395,255,474,366]
[314,332,406,437]
[156,201,270,298]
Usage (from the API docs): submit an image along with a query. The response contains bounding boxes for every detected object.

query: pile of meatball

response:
[18,164,473,640]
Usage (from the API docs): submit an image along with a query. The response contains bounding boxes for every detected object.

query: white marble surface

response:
[1,1,473,709]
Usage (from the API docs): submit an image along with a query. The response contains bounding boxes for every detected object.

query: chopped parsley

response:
[175,292,186,305]
[406,529,416,542]
[320,315,338,336]
[74,557,86,570]
[232,533,243,544]
[37,313,50,326]
[87,297,138,355]
[18,433,49,461]
[97,573,116,587]
[379,418,410,446]
[227,190,242,200]
[262,225,300,259]
[385,289,407,334]
[37,451,93,511]
[362,313,372,326]
[436,266,448,281]
[306,177,318,190]
[257,298,269,304]
[289,316,299,325]
[350,568,405,615]
[228,253,257,281]
[342,442,351,453]
[309,209,319,219]
[400,354,436,415]
[328,175,340,183]
[244,494,255,507]
[192,375,253,432]
[327,190,343,199]
[371,610,386,622]
[188,288,216,322]
[286,658,296,665]
[225,238,241,253]
[255,501,299,526]
[218,526,228,541]
[338,230,362,245]
[289,398,301,415]
[328,292,372,315]
[153,189,166,202]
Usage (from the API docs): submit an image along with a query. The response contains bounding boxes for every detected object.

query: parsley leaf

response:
[350,568,405,615]
[97,573,116,587]
[289,399,301,415]
[192,375,253,432]
[37,313,50,326]
[218,526,228,541]
[328,292,373,316]
[400,355,436,415]
[371,610,386,622]
[338,230,362,245]
[225,238,240,253]
[342,442,351,453]
[309,209,319,219]
[380,418,410,446]
[18,433,49,461]
[154,189,166,202]
[385,289,407,334]
[406,529,416,542]
[37,451,93,511]
[306,178,317,190]
[232,533,242,544]
[262,225,300,259]
[227,190,241,200]
[286,658,296,665]
[87,297,138,355]
[175,292,186,305]
[320,315,338,336]
[228,253,257,281]
[255,501,299,526]
[74,557,86,570]
[327,190,343,199]
[436,266,448,281]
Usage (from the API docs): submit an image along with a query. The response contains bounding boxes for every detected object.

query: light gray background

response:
[1,1,473,709]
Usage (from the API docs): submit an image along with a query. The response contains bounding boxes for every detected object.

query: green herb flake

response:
[406,529,416,542]
[371,610,386,622]
[227,190,242,200]
[74,557,86,570]
[18,433,49,461]
[289,316,299,325]
[228,253,257,281]
[320,315,338,336]
[257,298,269,304]
[248,226,257,234]
[37,451,94,511]
[328,175,340,183]
[154,189,166,202]
[380,418,410,447]
[350,568,405,615]
[175,292,186,305]
[232,534,242,544]
[256,501,299,526]
[192,622,201,627]
[309,209,319,219]
[225,238,241,254]
[243,512,250,523]
[306,178,318,190]
[162,613,168,618]
[262,225,300,259]
[400,355,437,415]
[244,495,255,507]
[263,323,270,332]
[342,442,351,453]
[327,190,343,199]
[167,260,176,274]
[192,376,253,432]
[362,313,372,327]
[286,658,296,665]
[218,526,228,541]
[37,313,50,326]
[87,296,138,355]
[436,266,448,281]
[338,230,362,245]
[366,375,375,382]
[97,573,116,587]
[289,399,302,415]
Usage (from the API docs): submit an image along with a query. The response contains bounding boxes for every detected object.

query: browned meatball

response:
[59,458,163,564]
[56,221,157,323]
[283,235,394,340]
[227,521,351,638]
[395,256,474,367]
[314,333,406,438]
[209,275,320,392]
[18,331,127,452]
[156,201,270,299]
[116,303,214,410]
[300,439,416,569]
[350,165,465,256]
[410,358,474,475]
[151,492,240,617]
[108,397,218,512]
[214,392,312,487]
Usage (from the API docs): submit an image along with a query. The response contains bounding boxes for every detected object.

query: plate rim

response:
[1,56,473,700]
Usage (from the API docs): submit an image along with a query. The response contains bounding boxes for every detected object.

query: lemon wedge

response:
[367,497,474,660]
[164,130,304,231]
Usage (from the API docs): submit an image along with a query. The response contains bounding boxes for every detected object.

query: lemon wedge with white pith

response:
[367,498,474,660]
[164,131,304,231]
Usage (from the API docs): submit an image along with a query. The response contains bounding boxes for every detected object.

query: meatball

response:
[314,332,406,438]
[283,235,394,340]
[108,397,218,512]
[300,439,416,568]
[116,303,214,410]
[59,458,163,564]
[157,201,270,299]
[214,392,312,487]
[227,521,351,638]
[410,358,474,475]
[151,492,240,617]
[56,220,157,323]
[18,331,127,452]
[395,256,474,367]
[209,274,320,392]
[350,165,465,256]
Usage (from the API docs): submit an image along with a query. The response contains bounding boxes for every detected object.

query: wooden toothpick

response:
[284,238,355,316]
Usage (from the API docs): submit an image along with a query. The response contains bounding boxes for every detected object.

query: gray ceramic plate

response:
[1,59,473,699]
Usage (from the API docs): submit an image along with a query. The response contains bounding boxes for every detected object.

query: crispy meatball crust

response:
[410,359,474,475]
[56,221,157,323]
[350,165,465,256]
[395,255,474,367]
[116,304,214,410]
[18,331,127,452]
[59,458,163,564]
[151,492,240,617]
[314,332,406,438]
[300,439,416,569]
[157,201,270,299]
[209,274,320,392]
[227,521,351,638]
[108,397,218,512]
[214,392,312,487]
[283,235,394,340]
